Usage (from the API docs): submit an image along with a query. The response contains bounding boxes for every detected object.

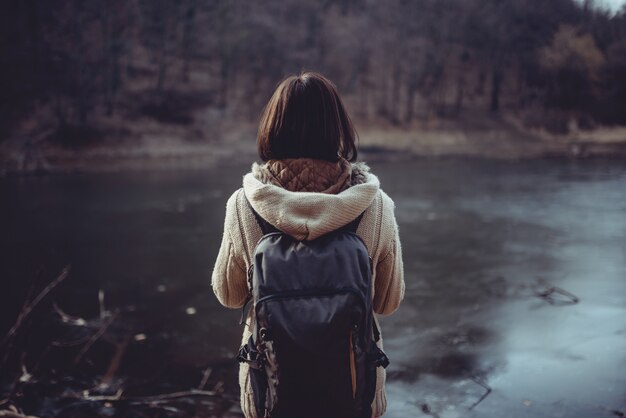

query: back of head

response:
[257,72,358,163]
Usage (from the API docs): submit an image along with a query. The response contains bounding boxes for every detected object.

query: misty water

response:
[2,159,626,417]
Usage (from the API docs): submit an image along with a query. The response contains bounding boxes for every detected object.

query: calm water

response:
[1,159,626,417]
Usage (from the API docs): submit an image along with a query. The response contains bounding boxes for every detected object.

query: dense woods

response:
[1,0,626,146]
[2,3,626,417]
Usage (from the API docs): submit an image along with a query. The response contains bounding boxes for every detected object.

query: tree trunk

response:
[181,0,197,82]
[405,77,418,125]
[476,70,486,96]
[390,64,402,125]
[157,50,167,93]
[376,76,389,118]
[490,69,502,112]
[455,74,465,114]
[219,54,230,109]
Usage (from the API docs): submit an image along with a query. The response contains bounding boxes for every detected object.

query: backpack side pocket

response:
[238,336,268,418]
[364,341,390,414]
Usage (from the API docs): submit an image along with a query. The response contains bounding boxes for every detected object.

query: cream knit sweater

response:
[211,159,405,418]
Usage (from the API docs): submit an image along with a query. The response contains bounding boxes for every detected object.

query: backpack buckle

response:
[372,347,390,369]
[237,343,264,370]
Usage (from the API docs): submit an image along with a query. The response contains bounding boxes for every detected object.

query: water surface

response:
[1,159,625,417]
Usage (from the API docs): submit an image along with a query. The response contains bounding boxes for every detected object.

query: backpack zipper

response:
[256,287,366,307]
[349,330,357,399]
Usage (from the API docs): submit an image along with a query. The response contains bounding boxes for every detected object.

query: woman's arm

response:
[211,190,249,308]
[373,192,405,315]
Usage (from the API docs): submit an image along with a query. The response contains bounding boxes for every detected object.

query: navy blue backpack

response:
[237,201,389,418]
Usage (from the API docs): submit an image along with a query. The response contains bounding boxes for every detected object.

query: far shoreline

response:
[2,124,626,176]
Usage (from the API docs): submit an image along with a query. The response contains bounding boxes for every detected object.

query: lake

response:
[1,159,625,417]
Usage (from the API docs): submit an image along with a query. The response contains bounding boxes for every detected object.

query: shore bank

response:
[2,119,626,175]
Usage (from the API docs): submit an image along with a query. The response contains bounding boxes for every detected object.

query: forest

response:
[2,2,626,417]
[1,0,626,156]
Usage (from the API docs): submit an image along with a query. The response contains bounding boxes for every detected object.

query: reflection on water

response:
[1,159,625,417]
[380,160,626,417]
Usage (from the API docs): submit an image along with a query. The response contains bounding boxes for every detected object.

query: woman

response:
[212,72,404,418]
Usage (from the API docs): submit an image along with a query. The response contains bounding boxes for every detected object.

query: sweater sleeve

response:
[211,190,250,308]
[373,192,405,316]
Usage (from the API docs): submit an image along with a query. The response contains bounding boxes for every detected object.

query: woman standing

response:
[212,72,404,418]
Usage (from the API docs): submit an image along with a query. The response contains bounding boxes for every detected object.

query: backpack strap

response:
[239,195,278,326]
[373,319,381,342]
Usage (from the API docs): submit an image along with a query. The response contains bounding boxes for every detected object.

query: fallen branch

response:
[69,388,217,404]
[73,312,118,365]
[468,377,492,410]
[100,334,131,387]
[0,354,28,407]
[198,367,212,390]
[51,335,93,348]
[127,389,218,404]
[0,404,37,418]
[0,408,39,418]
[1,266,71,347]
[75,388,123,402]
[0,412,39,418]
[535,286,579,305]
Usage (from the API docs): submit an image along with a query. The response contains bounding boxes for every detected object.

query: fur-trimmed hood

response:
[243,158,379,241]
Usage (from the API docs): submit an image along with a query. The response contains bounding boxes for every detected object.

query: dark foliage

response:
[1,0,625,143]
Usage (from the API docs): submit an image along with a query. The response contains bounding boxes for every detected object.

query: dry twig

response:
[52,303,87,326]
[51,335,93,348]
[198,367,213,390]
[1,266,71,347]
[535,286,579,305]
[70,388,217,404]
[100,334,131,387]
[0,407,39,418]
[468,377,492,410]
[73,311,118,365]
[98,290,107,319]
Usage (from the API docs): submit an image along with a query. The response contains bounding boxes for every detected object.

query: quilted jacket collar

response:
[261,158,352,194]
[243,159,379,240]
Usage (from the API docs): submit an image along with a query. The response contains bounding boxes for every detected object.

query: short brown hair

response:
[257,72,358,162]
